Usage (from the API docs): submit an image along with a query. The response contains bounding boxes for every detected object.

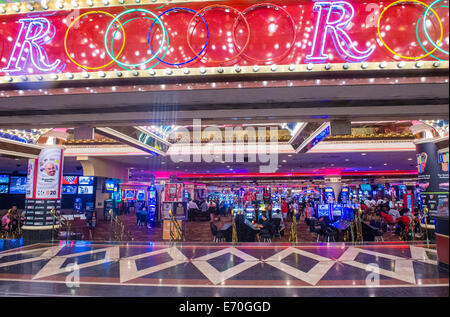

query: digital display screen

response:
[104,180,117,192]
[317,205,329,218]
[360,184,372,191]
[332,204,343,217]
[0,185,8,194]
[79,176,94,185]
[78,186,94,195]
[122,189,136,200]
[0,175,9,184]
[62,176,78,185]
[137,190,145,201]
[62,185,77,194]
[342,187,349,192]
[9,176,27,194]
[112,192,121,201]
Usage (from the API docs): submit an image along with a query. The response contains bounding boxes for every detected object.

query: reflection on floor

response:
[0,241,447,297]
[78,213,402,243]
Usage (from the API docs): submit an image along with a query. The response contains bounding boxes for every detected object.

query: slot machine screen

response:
[332,204,343,217]
[0,175,9,184]
[317,204,329,218]
[360,184,372,192]
[245,206,254,220]
[123,190,136,200]
[112,192,121,201]
[0,185,8,194]
[137,190,145,201]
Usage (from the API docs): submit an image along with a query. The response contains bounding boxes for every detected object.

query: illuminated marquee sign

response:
[0,0,448,83]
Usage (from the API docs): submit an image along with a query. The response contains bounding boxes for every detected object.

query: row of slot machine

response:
[104,186,159,227]
[320,184,415,209]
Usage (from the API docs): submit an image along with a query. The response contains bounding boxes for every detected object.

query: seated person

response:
[395,209,411,234]
[1,212,11,231]
[255,214,272,233]
[388,207,401,222]
[304,203,315,219]
[271,210,285,235]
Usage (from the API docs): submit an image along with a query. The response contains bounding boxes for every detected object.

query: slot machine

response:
[272,203,281,218]
[340,187,350,204]
[324,187,335,203]
[147,186,158,227]
[331,204,343,221]
[403,190,414,211]
[74,198,82,214]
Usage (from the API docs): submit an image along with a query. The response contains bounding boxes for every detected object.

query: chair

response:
[210,222,225,243]
[259,225,274,243]
[323,226,337,243]
[271,218,282,238]
[309,219,323,242]
[381,212,396,232]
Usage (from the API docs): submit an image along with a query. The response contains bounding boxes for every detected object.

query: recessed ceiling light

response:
[345,159,349,161]
[361,153,367,156]
[282,160,287,163]
[288,154,292,157]
[384,163,388,166]
[408,158,413,161]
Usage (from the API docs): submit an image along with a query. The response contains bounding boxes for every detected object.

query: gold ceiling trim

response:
[1,61,448,85]
[0,0,220,16]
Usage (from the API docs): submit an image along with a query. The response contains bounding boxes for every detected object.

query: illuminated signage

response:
[0,0,447,82]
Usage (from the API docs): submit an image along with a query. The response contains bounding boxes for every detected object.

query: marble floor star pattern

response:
[0,241,447,297]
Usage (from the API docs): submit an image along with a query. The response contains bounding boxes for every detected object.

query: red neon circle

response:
[233,3,297,64]
[187,5,251,65]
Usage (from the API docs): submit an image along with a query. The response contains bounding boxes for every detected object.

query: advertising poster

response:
[164,183,183,202]
[416,142,449,216]
[36,147,64,199]
[26,159,35,199]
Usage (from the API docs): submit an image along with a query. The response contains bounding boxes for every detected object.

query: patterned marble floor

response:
[0,241,447,297]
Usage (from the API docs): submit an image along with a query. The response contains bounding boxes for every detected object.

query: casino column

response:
[22,147,64,243]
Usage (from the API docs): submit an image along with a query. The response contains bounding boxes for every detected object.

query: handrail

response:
[169,210,185,242]
[289,209,298,243]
